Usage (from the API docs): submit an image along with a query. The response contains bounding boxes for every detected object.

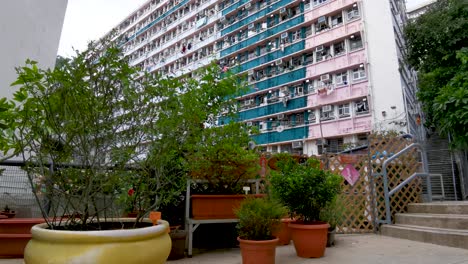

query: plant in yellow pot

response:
[270,154,342,258]
[236,197,287,264]
[1,34,245,263]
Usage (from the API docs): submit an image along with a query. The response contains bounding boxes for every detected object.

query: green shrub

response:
[236,197,287,240]
[270,155,342,222]
[319,195,345,230]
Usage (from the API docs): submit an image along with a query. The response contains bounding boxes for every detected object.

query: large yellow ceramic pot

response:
[24,219,171,264]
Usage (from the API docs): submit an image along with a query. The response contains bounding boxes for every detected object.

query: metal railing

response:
[377,143,431,225]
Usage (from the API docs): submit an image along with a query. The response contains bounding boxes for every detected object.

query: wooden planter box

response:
[191,194,264,219]
[0,218,46,257]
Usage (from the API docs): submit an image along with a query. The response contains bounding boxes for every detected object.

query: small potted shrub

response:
[186,122,261,219]
[320,195,345,247]
[236,197,287,264]
[270,155,342,258]
[0,205,16,218]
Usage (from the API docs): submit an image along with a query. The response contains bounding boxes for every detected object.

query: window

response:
[355,98,369,115]
[292,30,302,42]
[349,35,363,51]
[335,71,348,85]
[315,16,329,33]
[308,110,316,123]
[320,105,335,121]
[295,113,304,125]
[352,67,366,80]
[347,5,360,21]
[331,13,343,27]
[338,104,350,117]
[313,0,328,6]
[315,46,330,62]
[294,85,304,96]
[334,41,345,56]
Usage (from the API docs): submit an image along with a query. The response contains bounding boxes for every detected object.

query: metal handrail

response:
[377,143,431,225]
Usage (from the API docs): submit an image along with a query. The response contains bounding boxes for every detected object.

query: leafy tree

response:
[0,37,245,229]
[404,0,468,149]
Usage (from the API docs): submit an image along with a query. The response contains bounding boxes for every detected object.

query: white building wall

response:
[362,0,407,134]
[0,0,68,100]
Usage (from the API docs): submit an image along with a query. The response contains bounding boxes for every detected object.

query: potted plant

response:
[0,205,16,218]
[186,122,261,219]
[235,197,287,264]
[0,34,245,263]
[320,195,345,247]
[270,154,342,258]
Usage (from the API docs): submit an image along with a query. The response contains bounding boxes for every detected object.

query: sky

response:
[57,0,432,57]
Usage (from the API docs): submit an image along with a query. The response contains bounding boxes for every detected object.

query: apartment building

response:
[106,0,422,156]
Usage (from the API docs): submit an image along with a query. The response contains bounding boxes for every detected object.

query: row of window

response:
[243,97,369,133]
[239,34,363,85]
[220,2,360,51]
[240,65,366,111]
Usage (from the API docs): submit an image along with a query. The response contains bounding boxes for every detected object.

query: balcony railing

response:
[305,49,366,79]
[238,97,307,120]
[251,126,308,145]
[237,41,305,73]
[250,67,306,91]
[221,15,305,57]
[308,80,368,107]
[130,14,221,66]
[308,114,371,139]
[221,0,292,36]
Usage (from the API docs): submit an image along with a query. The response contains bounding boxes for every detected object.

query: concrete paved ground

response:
[1,234,468,263]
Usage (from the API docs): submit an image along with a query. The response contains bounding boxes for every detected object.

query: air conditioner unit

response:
[248,69,254,75]
[315,45,324,52]
[320,74,331,83]
[277,113,285,120]
[308,112,316,120]
[224,37,229,42]
[245,2,252,9]
[323,105,332,112]
[246,121,253,126]
[292,141,303,149]
[248,23,255,30]
[281,32,289,39]
[280,7,287,14]
[275,59,283,66]
[220,16,227,23]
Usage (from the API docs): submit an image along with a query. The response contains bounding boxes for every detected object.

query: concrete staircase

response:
[381,202,468,249]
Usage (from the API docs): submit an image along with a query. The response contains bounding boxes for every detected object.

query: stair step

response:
[408,202,468,214]
[396,213,468,230]
[381,224,468,250]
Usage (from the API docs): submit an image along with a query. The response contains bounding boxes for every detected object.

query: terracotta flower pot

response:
[238,236,279,264]
[168,228,187,260]
[0,218,46,257]
[289,221,329,258]
[327,228,336,247]
[272,218,292,245]
[191,194,264,219]
[0,211,16,218]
